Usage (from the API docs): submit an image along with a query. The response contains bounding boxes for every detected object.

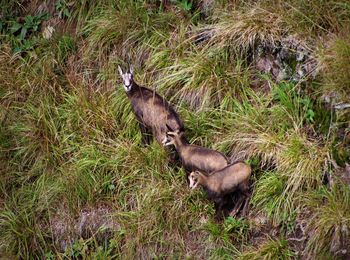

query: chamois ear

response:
[129,65,134,74]
[118,66,123,77]
[194,170,201,176]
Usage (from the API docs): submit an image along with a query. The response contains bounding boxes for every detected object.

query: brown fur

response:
[164,130,228,175]
[189,162,252,217]
[120,72,184,145]
[194,162,251,195]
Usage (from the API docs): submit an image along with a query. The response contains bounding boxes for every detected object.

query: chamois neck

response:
[174,135,188,151]
[126,81,140,95]
[197,173,208,187]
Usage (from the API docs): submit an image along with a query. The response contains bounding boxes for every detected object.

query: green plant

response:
[202,7,287,54]
[155,48,251,109]
[56,35,76,63]
[55,0,72,19]
[83,0,178,63]
[272,82,315,125]
[224,217,250,242]
[64,238,89,258]
[303,181,350,257]
[177,0,193,12]
[239,237,295,260]
[251,172,296,225]
[319,33,350,102]
[1,13,48,53]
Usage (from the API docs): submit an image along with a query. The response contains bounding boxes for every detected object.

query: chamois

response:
[163,128,229,175]
[118,66,184,145]
[189,161,252,217]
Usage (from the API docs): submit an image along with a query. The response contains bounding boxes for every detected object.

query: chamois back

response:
[163,129,228,174]
[189,161,251,195]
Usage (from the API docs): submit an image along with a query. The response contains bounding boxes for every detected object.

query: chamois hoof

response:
[229,208,240,217]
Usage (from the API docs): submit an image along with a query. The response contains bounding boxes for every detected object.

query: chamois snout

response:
[188,171,199,189]
[161,136,169,146]
[118,65,134,92]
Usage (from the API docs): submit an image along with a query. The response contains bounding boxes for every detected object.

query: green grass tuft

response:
[319,33,350,102]
[303,181,350,257]
[239,237,295,260]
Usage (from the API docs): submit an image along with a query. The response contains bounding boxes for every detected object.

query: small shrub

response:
[1,13,48,53]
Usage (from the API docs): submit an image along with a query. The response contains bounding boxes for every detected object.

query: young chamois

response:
[118,66,184,145]
[162,128,229,175]
[189,161,252,218]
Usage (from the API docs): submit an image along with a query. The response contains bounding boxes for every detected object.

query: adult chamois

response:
[162,128,229,175]
[118,65,184,146]
[189,161,252,218]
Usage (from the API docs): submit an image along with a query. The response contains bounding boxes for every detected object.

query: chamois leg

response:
[230,183,250,217]
[166,145,180,166]
[241,184,251,216]
[139,122,152,145]
[214,198,225,221]
[229,195,245,217]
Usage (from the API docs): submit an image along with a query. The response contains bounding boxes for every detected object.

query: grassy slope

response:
[0,0,349,259]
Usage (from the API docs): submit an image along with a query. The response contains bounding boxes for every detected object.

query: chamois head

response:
[162,122,186,147]
[189,171,201,189]
[118,65,134,92]
[162,129,183,146]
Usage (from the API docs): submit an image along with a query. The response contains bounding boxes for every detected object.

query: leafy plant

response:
[177,0,193,12]
[55,0,72,19]
[64,239,89,258]
[224,216,250,242]
[1,13,48,53]
[272,82,315,125]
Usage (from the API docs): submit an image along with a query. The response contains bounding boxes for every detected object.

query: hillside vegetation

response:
[0,0,349,259]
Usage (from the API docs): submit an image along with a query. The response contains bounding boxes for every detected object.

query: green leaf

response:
[63,8,71,18]
[13,45,22,53]
[19,27,27,40]
[10,22,22,33]
[24,15,34,25]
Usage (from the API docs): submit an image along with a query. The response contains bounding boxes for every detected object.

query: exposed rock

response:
[330,223,350,258]
[334,163,350,187]
[42,25,54,39]
[255,53,281,79]
[252,36,318,83]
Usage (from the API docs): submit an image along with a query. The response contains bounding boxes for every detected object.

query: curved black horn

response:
[166,123,174,132]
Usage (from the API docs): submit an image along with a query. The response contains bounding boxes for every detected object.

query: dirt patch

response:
[48,203,120,252]
[248,211,280,246]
